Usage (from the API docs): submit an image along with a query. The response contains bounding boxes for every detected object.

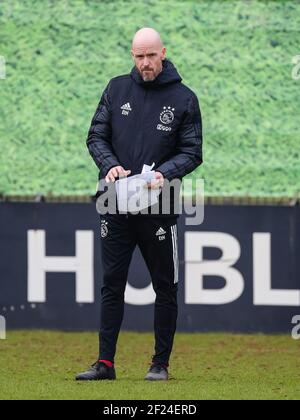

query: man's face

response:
[131,46,166,81]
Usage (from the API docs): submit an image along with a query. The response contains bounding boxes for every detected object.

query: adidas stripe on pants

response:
[99,213,179,366]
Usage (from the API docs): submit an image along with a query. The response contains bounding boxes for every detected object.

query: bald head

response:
[132,27,163,50]
[131,27,166,82]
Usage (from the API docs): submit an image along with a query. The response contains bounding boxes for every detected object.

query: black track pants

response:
[99,213,179,366]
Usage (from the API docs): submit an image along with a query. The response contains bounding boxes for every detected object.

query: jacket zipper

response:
[133,88,148,170]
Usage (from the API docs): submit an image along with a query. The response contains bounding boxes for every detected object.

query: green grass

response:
[0,331,300,400]
[0,0,300,197]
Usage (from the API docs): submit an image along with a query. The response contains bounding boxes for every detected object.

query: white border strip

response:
[171,225,179,284]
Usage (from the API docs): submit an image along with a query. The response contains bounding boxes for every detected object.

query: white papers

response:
[141,162,155,173]
[115,163,160,212]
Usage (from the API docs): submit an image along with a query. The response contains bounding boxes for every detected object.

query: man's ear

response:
[161,47,166,60]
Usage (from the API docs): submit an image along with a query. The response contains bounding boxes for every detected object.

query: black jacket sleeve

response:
[156,93,203,181]
[86,82,120,178]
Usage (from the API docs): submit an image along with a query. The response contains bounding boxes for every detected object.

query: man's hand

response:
[144,171,165,189]
[105,166,131,183]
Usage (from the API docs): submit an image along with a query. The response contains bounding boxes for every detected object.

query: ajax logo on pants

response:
[101,220,108,238]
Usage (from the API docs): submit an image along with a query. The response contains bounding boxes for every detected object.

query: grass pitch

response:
[0,331,299,400]
[1,0,300,197]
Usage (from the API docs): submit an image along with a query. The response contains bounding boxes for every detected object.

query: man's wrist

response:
[155,170,164,178]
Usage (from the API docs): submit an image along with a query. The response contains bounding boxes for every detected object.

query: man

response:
[76,28,202,381]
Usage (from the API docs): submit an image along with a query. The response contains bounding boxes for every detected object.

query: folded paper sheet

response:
[115,163,160,212]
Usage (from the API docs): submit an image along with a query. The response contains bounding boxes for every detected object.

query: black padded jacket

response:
[86,59,203,216]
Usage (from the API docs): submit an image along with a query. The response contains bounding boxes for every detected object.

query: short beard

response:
[142,75,155,82]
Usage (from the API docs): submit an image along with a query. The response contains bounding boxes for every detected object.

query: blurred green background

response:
[0,0,299,197]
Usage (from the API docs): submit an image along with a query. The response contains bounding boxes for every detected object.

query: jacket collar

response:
[130,59,182,88]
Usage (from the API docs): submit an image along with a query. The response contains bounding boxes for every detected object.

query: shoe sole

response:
[76,377,116,381]
[75,375,116,381]
[145,375,168,381]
